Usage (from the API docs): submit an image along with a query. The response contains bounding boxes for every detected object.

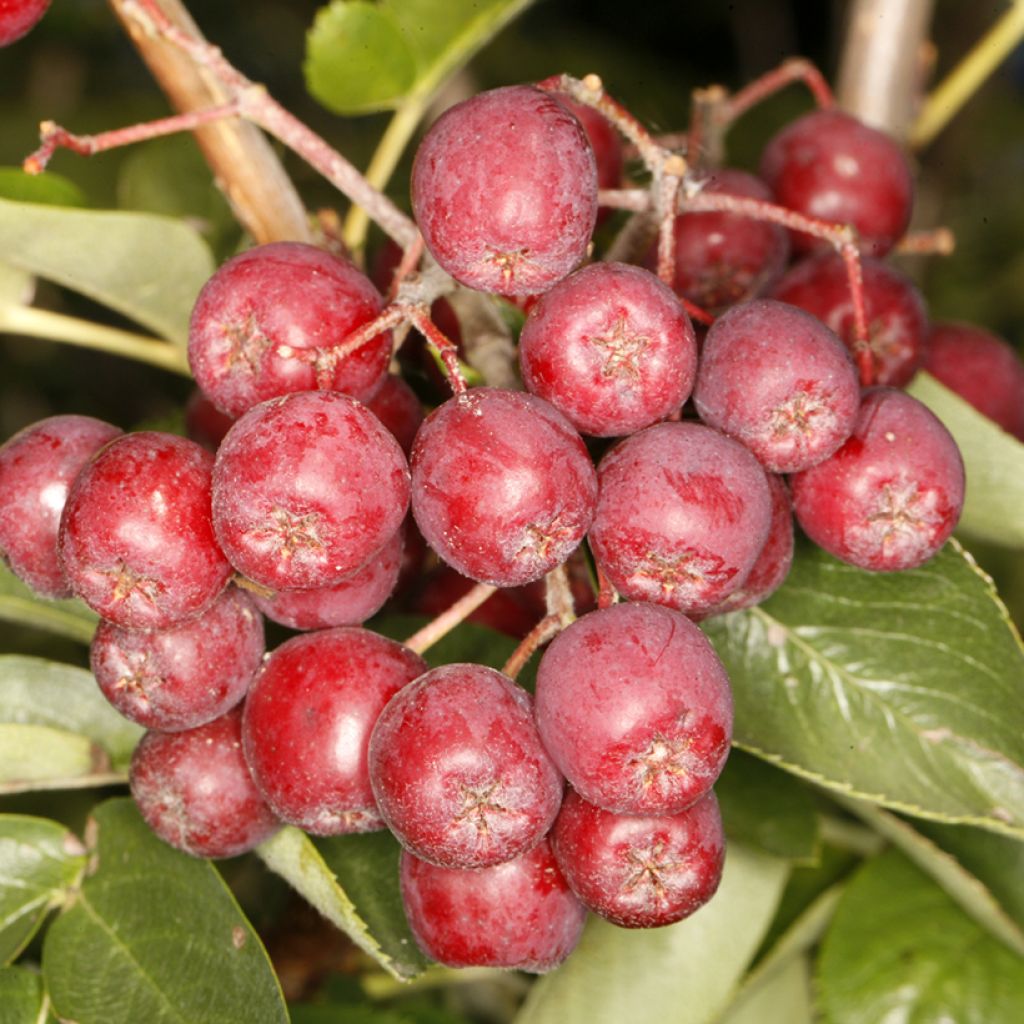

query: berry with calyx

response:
[411,84,598,296]
[790,387,965,571]
[0,414,121,598]
[535,602,732,815]
[369,663,563,869]
[59,431,232,629]
[0,0,50,47]
[188,242,390,418]
[519,261,697,437]
[760,108,913,257]
[399,838,585,972]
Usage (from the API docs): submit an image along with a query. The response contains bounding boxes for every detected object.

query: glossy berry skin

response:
[59,432,231,629]
[562,99,623,224]
[184,389,235,451]
[0,415,121,598]
[243,628,426,835]
[130,707,280,858]
[923,321,1024,441]
[589,421,772,616]
[188,242,390,418]
[771,251,928,387]
[790,388,965,571]
[368,663,563,869]
[411,85,598,296]
[657,168,789,313]
[91,587,264,732]
[760,108,913,257]
[400,839,585,972]
[519,262,697,437]
[251,527,403,631]
[535,602,732,815]
[0,0,50,46]
[551,789,725,929]
[694,299,860,473]
[212,391,410,592]
[363,374,425,456]
[411,388,598,587]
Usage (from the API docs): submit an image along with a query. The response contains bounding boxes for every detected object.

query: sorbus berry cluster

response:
[2,63,1020,978]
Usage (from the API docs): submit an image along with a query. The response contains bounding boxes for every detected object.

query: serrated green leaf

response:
[306,0,535,115]
[0,562,97,644]
[817,849,1024,1024]
[0,196,213,344]
[908,371,1024,549]
[715,750,819,862]
[0,168,86,207]
[43,799,287,1024]
[257,826,428,981]
[703,538,1024,838]
[0,656,143,786]
[0,966,49,1024]
[717,955,813,1024]
[0,816,85,965]
[514,845,789,1024]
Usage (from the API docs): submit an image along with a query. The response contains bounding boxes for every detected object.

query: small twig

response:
[501,613,562,680]
[687,84,729,170]
[724,57,835,124]
[896,226,955,255]
[404,582,498,655]
[544,564,576,627]
[405,305,469,394]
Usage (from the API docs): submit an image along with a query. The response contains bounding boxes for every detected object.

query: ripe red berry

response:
[0,414,121,598]
[188,242,390,418]
[790,387,965,571]
[399,839,585,972]
[130,707,280,858]
[0,0,50,46]
[588,421,772,615]
[561,98,623,224]
[91,586,264,732]
[59,432,232,629]
[518,261,697,437]
[535,602,732,815]
[771,251,928,387]
[693,298,859,473]
[922,321,1024,440]
[410,388,598,587]
[212,391,410,592]
[243,628,427,835]
[411,85,598,296]
[368,663,564,869]
[760,108,914,257]
[363,374,425,456]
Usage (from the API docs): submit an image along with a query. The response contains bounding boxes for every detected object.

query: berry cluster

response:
[3,66,1021,977]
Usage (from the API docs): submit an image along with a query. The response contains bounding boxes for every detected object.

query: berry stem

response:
[501,613,562,681]
[403,582,498,655]
[724,57,835,124]
[895,226,956,255]
[405,306,469,394]
[544,564,577,627]
[687,84,729,170]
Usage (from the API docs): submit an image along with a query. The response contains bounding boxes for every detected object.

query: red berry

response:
[130,707,280,858]
[550,789,725,928]
[59,432,231,629]
[693,298,859,473]
[561,99,623,225]
[184,389,235,451]
[519,261,697,437]
[411,85,598,296]
[368,663,563,868]
[0,0,50,46]
[188,242,390,418]
[212,391,410,591]
[589,421,772,615]
[363,374,425,457]
[243,628,427,835]
[771,251,928,387]
[410,388,598,587]
[399,839,585,972]
[0,414,121,598]
[535,602,732,815]
[760,108,913,257]
[790,387,965,571]
[91,586,264,732]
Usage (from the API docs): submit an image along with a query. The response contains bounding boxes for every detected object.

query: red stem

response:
[725,57,835,124]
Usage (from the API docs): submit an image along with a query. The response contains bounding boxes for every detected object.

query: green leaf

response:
[0,816,85,965]
[0,562,98,644]
[306,0,535,114]
[717,956,813,1024]
[908,371,1024,549]
[0,196,214,345]
[0,656,143,789]
[514,845,789,1024]
[703,538,1024,838]
[43,799,287,1024]
[0,966,49,1024]
[0,168,86,207]
[715,750,819,862]
[817,849,1024,1024]
[257,826,428,981]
